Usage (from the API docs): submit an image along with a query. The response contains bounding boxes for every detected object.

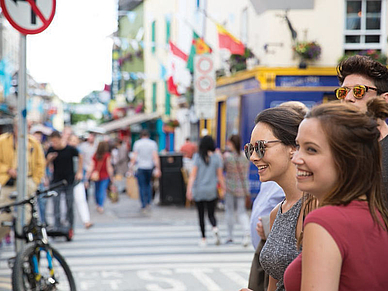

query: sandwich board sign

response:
[0,0,56,34]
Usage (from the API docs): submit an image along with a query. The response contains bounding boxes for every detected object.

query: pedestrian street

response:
[0,194,254,291]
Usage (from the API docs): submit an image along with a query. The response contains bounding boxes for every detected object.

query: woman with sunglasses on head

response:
[284,99,388,291]
[186,135,225,247]
[241,106,314,291]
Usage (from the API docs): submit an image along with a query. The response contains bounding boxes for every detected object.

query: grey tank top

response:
[259,198,302,291]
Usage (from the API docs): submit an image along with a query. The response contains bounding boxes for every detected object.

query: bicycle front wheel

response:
[12,244,76,291]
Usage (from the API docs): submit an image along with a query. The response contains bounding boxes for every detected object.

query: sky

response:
[26,0,118,103]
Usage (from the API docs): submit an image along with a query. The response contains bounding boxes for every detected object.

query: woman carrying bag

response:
[222,134,251,246]
[86,141,114,214]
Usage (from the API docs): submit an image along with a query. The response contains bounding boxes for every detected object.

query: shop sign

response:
[276,75,338,87]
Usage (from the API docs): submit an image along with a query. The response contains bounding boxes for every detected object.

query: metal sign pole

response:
[16,34,27,252]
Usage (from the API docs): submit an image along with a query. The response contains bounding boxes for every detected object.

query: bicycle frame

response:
[0,180,74,290]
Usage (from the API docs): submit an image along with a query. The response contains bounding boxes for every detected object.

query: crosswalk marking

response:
[0,199,255,291]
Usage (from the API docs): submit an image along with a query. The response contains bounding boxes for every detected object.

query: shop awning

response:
[250,0,314,14]
[96,112,161,133]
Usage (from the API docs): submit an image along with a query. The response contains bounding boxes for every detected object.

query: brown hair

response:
[254,106,304,147]
[337,55,388,95]
[95,141,109,161]
[306,98,388,230]
[228,134,242,155]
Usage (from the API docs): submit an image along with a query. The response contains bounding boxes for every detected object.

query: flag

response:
[187,31,212,72]
[216,24,245,55]
[167,41,189,96]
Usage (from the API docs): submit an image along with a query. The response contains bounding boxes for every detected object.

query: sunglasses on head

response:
[244,140,281,160]
[335,85,378,100]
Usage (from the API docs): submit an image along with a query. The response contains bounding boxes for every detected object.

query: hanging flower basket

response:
[163,119,180,133]
[293,41,322,61]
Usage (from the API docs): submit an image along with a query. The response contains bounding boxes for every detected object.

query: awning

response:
[250,0,314,14]
[96,112,161,133]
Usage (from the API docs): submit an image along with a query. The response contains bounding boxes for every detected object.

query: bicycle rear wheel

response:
[12,244,76,291]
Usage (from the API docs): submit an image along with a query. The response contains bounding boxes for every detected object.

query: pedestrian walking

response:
[186,135,225,247]
[78,132,97,201]
[0,120,45,241]
[336,55,388,203]
[31,129,51,224]
[241,106,315,291]
[284,100,388,290]
[180,137,198,159]
[46,131,83,239]
[68,134,93,229]
[222,134,250,246]
[86,141,114,213]
[128,130,161,211]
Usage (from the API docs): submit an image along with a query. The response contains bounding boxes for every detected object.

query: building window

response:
[344,0,386,52]
[241,7,248,45]
[152,82,157,112]
[151,20,156,54]
[166,18,171,44]
[165,81,170,116]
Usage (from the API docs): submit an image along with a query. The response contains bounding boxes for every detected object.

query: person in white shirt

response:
[129,130,161,210]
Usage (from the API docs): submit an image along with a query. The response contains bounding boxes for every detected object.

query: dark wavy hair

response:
[306,99,388,230]
[198,135,216,165]
[337,55,388,95]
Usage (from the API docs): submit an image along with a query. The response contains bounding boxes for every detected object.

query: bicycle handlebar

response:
[36,179,68,194]
[0,179,68,210]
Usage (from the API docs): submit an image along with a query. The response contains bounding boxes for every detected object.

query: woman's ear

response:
[289,147,296,159]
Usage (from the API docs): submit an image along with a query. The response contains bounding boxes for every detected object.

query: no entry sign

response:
[0,0,56,35]
[194,54,216,119]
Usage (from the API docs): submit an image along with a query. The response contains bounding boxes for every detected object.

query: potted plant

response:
[163,119,180,133]
[228,48,256,73]
[293,41,322,68]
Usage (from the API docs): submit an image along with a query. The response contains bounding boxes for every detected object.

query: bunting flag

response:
[216,24,245,55]
[167,41,189,96]
[187,31,212,72]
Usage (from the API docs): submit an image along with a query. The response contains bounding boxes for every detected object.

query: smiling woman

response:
[240,105,316,291]
[284,99,388,291]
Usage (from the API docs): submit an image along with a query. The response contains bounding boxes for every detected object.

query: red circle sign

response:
[0,0,56,35]
[195,76,215,93]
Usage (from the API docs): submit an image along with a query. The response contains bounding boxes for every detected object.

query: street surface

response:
[0,193,254,291]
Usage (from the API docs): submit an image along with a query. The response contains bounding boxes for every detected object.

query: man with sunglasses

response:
[336,55,388,204]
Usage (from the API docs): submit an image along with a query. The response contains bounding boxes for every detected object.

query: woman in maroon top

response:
[86,141,114,213]
[284,99,388,290]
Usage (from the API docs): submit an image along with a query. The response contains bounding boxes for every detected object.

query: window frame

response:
[152,82,157,112]
[151,20,156,54]
[343,0,387,52]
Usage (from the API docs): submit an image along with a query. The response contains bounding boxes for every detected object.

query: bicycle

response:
[0,180,77,291]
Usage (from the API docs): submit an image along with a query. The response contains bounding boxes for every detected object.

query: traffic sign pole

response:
[0,0,56,252]
[16,34,27,253]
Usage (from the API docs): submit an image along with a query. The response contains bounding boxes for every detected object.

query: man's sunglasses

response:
[244,140,281,160]
[335,85,378,100]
